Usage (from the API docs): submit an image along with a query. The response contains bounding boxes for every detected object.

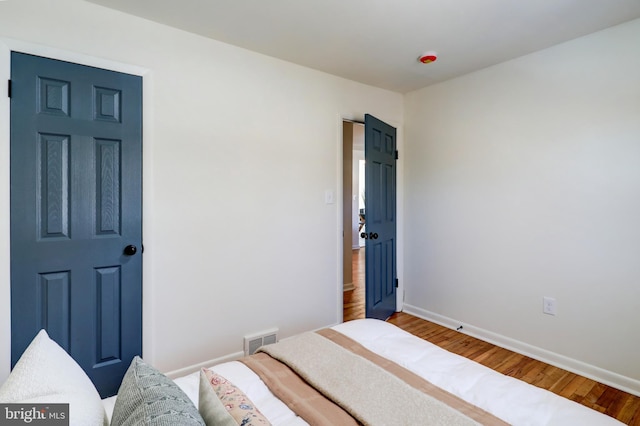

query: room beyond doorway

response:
[342,120,365,319]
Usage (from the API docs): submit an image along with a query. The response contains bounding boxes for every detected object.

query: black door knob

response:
[369,232,379,240]
[123,245,137,256]
[360,232,368,239]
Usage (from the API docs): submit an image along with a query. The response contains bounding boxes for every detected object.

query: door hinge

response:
[7,80,11,98]
[395,150,399,160]
[395,278,399,288]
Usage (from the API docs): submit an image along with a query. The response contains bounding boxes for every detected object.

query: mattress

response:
[102,318,623,425]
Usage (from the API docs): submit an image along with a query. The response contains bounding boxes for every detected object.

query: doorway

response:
[342,115,398,321]
[343,120,365,321]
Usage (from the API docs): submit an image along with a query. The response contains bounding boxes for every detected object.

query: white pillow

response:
[0,329,107,426]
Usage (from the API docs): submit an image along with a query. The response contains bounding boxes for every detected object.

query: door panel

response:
[364,114,397,320]
[10,52,142,398]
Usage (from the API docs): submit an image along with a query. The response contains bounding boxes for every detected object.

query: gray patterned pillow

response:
[111,356,205,426]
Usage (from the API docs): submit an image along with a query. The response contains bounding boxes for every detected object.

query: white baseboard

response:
[343,282,355,292]
[164,351,244,380]
[402,304,640,397]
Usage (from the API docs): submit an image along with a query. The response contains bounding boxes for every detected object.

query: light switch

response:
[325,190,335,204]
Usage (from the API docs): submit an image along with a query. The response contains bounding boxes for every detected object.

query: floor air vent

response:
[244,328,278,356]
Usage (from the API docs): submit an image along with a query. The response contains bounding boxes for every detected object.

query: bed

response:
[1,318,624,425]
[109,318,622,425]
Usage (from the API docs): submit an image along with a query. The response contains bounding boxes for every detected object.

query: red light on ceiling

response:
[419,52,438,64]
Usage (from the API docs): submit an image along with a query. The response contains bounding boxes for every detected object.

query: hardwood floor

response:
[342,249,640,425]
[386,313,640,425]
[343,248,365,320]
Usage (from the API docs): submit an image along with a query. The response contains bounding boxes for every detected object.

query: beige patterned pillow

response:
[200,368,271,426]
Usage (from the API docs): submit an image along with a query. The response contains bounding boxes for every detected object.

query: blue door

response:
[364,114,397,320]
[10,52,143,397]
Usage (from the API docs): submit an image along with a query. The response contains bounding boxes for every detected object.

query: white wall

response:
[0,0,403,381]
[404,19,640,394]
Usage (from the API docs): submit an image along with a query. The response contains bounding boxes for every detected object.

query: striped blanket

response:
[240,328,508,426]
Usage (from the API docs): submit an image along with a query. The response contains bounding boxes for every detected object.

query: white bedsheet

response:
[103,319,623,425]
[333,319,622,426]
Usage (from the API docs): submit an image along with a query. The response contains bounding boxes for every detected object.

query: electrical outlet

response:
[543,296,557,316]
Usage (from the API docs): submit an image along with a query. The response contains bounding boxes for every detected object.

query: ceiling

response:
[86,0,640,93]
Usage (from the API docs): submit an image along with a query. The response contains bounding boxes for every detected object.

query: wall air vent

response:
[243,328,278,356]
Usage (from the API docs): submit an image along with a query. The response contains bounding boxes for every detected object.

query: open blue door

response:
[10,52,143,397]
[364,114,397,320]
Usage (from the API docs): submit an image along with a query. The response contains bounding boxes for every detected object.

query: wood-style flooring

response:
[343,248,640,425]
[343,247,365,319]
